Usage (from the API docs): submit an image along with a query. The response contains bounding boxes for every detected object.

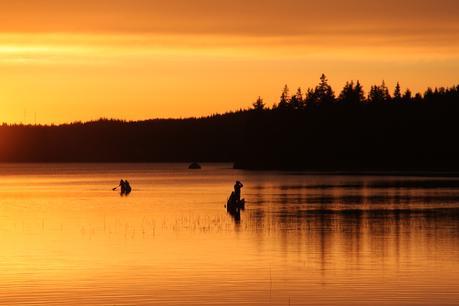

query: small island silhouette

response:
[1,75,458,171]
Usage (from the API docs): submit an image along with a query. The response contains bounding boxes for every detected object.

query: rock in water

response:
[188,162,202,170]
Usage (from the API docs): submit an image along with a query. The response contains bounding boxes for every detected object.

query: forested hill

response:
[0,112,249,163]
[1,75,458,171]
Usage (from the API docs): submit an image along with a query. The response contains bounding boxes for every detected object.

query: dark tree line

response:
[253,74,430,112]
[0,74,458,171]
[237,74,459,170]
[0,114,249,162]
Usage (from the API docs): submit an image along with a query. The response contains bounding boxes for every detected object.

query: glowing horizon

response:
[0,0,458,124]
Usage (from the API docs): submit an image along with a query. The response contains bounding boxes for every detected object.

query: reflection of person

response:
[234,181,244,201]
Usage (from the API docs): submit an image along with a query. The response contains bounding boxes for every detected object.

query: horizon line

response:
[3,81,458,126]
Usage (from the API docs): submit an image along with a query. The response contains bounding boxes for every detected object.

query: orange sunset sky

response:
[0,0,458,124]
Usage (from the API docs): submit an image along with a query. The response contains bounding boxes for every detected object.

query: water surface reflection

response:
[0,164,457,305]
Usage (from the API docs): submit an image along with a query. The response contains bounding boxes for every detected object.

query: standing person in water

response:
[234,181,244,202]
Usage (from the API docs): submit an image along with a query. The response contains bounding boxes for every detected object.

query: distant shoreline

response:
[0,161,458,177]
[0,80,457,170]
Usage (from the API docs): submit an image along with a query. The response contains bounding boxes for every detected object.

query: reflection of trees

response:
[244,180,459,271]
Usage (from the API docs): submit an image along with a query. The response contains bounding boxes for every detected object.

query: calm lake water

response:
[0,163,459,305]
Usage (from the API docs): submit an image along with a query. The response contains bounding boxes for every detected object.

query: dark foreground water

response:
[0,163,458,305]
